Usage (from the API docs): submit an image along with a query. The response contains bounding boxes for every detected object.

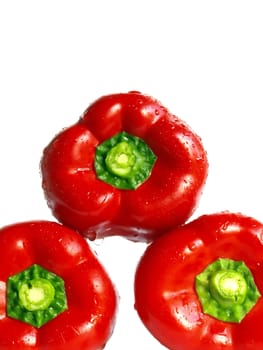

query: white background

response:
[1,1,263,349]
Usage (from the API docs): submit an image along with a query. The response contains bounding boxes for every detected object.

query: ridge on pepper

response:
[41,91,208,242]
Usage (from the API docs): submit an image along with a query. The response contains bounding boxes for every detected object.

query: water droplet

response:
[87,230,97,241]
[221,222,230,231]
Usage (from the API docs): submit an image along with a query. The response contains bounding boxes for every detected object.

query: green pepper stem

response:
[19,278,55,311]
[95,131,157,190]
[7,264,67,328]
[105,141,137,177]
[209,270,247,307]
[195,258,261,323]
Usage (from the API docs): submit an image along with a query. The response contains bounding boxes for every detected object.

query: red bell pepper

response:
[41,91,208,242]
[0,221,118,349]
[134,212,263,349]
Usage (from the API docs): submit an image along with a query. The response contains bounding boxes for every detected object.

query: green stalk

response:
[7,264,67,328]
[195,258,261,323]
[95,131,157,190]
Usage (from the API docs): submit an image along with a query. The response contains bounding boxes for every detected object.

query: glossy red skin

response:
[134,212,263,349]
[0,221,118,349]
[41,91,208,242]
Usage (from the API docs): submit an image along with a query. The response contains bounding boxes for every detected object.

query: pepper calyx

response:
[7,264,68,328]
[195,258,261,323]
[95,131,157,190]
